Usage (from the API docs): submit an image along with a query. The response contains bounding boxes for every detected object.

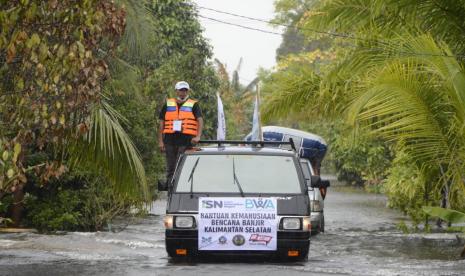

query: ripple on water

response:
[95,238,164,249]
[0,239,24,248]
[52,251,126,261]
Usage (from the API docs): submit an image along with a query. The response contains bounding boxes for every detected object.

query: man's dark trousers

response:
[165,144,189,184]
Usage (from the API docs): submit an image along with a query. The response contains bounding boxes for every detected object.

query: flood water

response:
[1,185,465,276]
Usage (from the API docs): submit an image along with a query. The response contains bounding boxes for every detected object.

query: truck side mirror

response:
[310,175,321,188]
[158,179,168,191]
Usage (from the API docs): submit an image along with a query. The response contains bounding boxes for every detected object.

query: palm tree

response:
[302,0,465,54]
[262,1,465,216]
[349,35,465,207]
[215,59,259,139]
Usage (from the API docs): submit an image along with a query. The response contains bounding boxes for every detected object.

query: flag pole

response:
[251,82,263,141]
[257,83,263,141]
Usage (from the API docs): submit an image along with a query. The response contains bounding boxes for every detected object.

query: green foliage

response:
[260,61,323,122]
[114,0,220,141]
[331,129,392,186]
[25,190,82,232]
[78,174,146,231]
[273,0,332,60]
[1,0,219,230]
[103,0,221,198]
[423,207,465,224]
[24,172,144,232]
[265,0,465,226]
[304,0,465,54]
[108,93,163,194]
[214,59,257,140]
[384,151,436,226]
[0,194,13,226]
[396,221,410,234]
[108,0,220,192]
[144,0,219,138]
[69,102,148,199]
[0,0,133,194]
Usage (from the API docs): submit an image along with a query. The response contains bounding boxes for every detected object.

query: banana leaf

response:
[422,206,465,224]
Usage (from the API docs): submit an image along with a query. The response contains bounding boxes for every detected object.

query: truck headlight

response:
[310,200,322,212]
[282,217,301,230]
[174,216,195,228]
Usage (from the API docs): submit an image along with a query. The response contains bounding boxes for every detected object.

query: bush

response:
[25,190,82,231]
[23,172,146,232]
[331,130,392,186]
[384,151,439,227]
[0,195,13,227]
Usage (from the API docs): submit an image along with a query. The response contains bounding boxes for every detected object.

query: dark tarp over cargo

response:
[245,126,327,173]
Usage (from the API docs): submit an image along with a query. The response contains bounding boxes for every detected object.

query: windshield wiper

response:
[188,157,200,198]
[232,157,245,197]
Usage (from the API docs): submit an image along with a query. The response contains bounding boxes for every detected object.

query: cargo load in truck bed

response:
[245,126,327,163]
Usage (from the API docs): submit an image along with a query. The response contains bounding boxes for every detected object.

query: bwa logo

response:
[245,199,275,209]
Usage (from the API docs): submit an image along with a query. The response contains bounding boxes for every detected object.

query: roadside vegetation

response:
[0,0,220,231]
[261,0,465,231]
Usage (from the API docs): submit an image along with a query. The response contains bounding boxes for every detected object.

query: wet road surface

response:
[1,187,465,276]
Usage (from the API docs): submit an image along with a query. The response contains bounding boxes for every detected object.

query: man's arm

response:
[191,117,203,144]
[158,120,165,152]
[158,102,167,152]
[191,102,203,144]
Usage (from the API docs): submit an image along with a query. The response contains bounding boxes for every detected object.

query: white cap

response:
[175,81,190,90]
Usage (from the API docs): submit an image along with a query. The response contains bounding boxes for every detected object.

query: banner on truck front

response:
[198,197,278,251]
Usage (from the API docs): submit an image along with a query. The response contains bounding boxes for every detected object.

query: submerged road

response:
[1,188,465,276]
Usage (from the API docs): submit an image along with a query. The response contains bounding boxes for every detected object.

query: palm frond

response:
[214,59,230,84]
[116,0,156,65]
[387,35,465,123]
[240,77,260,103]
[261,67,321,122]
[348,60,450,162]
[69,101,148,200]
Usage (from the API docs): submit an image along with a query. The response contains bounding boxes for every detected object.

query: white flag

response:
[251,88,262,141]
[217,93,226,140]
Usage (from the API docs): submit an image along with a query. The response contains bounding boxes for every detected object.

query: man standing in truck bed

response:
[158,81,203,185]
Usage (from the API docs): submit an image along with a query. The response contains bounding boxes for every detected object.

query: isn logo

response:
[218,236,228,245]
[202,200,223,209]
[245,199,275,210]
[249,234,273,245]
[232,235,245,246]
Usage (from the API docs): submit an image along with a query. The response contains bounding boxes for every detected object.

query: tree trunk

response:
[11,184,25,227]
[424,181,429,227]
[436,185,448,228]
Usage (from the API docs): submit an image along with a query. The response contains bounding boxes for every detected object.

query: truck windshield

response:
[175,154,302,194]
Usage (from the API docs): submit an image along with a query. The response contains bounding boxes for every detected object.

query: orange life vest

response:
[163,98,198,136]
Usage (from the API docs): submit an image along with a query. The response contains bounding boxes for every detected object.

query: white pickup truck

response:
[246,126,330,234]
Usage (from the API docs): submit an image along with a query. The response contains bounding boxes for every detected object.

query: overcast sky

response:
[193,0,283,84]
